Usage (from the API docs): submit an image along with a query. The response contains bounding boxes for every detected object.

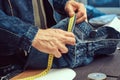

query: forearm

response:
[0,10,38,55]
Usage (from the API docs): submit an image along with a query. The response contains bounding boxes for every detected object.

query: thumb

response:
[65,5,75,17]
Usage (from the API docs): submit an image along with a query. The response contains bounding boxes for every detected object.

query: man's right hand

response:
[32,29,76,58]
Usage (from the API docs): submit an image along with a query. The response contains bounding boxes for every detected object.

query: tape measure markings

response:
[68,15,76,32]
[20,15,76,80]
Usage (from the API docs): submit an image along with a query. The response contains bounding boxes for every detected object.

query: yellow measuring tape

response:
[21,15,76,80]
[21,54,53,80]
[68,15,76,32]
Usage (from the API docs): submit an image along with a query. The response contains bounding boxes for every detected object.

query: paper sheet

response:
[35,68,76,80]
[104,16,120,32]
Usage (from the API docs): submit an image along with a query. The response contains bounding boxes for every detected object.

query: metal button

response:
[88,73,107,80]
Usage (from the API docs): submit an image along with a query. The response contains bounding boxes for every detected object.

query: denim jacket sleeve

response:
[0,9,38,55]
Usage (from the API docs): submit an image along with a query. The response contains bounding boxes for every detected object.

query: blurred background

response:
[77,0,120,18]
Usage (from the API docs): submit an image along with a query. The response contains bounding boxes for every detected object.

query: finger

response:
[63,37,76,45]
[65,5,75,17]
[76,10,84,19]
[76,15,87,24]
[57,29,75,37]
[48,42,62,58]
[49,47,62,58]
[64,32,75,37]
[58,45,68,54]
[76,8,87,22]
[65,1,76,17]
[54,49,62,58]
[56,32,75,45]
[53,39,68,53]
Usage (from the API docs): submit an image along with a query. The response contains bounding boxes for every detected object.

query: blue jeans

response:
[26,18,120,69]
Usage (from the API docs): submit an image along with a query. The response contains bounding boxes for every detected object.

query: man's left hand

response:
[65,0,87,24]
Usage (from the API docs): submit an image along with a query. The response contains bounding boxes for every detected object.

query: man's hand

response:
[32,29,76,58]
[65,0,87,23]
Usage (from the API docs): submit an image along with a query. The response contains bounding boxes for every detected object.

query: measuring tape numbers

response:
[20,15,76,80]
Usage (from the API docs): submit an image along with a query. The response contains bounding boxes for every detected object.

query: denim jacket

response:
[0,0,67,61]
[1,0,119,78]
[0,0,68,52]
[26,18,120,69]
[0,0,68,77]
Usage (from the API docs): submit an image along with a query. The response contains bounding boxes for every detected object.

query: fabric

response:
[86,5,106,20]
[52,18,120,68]
[0,0,67,78]
[0,0,118,79]
[26,18,120,69]
[89,14,117,27]
[32,0,47,29]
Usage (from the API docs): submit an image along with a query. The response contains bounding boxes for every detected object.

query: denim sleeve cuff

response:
[20,26,38,53]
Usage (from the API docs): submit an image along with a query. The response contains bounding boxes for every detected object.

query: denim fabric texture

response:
[0,64,22,79]
[86,5,106,20]
[0,0,69,77]
[0,0,67,55]
[0,0,120,78]
[51,18,120,68]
